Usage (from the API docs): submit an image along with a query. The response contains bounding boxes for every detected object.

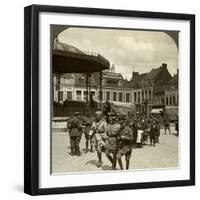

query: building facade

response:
[54,62,179,115]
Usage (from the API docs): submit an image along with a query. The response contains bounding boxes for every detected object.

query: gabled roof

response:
[168,74,178,85]
[131,73,147,86]
[143,68,161,80]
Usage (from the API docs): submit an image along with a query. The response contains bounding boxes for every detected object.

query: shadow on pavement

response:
[101,165,112,170]
[85,159,98,166]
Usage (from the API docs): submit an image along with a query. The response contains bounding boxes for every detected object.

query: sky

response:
[58,27,178,80]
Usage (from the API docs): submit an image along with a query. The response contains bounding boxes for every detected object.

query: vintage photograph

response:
[51,25,179,174]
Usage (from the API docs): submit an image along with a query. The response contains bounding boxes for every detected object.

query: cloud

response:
[58,27,178,79]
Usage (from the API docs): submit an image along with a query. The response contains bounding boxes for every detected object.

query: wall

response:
[0,0,199,199]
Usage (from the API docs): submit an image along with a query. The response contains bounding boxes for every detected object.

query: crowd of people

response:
[67,110,173,170]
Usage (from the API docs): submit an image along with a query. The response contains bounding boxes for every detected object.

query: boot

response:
[71,147,75,156]
[76,146,81,156]
[118,158,123,170]
[112,155,117,170]
[126,160,130,170]
[97,152,103,167]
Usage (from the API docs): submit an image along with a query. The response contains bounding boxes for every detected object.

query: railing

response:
[54,48,110,68]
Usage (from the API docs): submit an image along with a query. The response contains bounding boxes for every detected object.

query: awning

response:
[110,102,136,115]
[151,108,163,114]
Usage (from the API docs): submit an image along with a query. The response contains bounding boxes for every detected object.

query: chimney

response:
[132,72,139,81]
[162,63,167,69]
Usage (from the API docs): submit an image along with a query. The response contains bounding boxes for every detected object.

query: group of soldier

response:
[67,110,170,170]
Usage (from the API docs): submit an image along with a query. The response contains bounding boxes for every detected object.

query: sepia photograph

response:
[51,25,179,174]
[24,5,195,195]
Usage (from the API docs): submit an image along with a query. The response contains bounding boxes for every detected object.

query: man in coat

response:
[164,115,171,135]
[116,120,133,170]
[68,112,82,156]
[83,113,94,153]
[149,120,157,146]
[91,111,108,167]
[105,115,121,170]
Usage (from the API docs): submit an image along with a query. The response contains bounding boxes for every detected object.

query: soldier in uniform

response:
[116,120,133,170]
[83,113,94,153]
[155,119,160,143]
[149,120,157,146]
[164,115,171,135]
[91,111,108,167]
[68,112,82,156]
[136,122,143,148]
[131,119,137,146]
[105,115,121,170]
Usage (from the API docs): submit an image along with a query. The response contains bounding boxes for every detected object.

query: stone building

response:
[131,63,174,114]
[54,64,134,108]
[164,70,179,119]
[53,41,178,116]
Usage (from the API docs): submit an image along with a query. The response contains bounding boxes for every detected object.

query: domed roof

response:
[54,40,83,54]
[53,39,110,73]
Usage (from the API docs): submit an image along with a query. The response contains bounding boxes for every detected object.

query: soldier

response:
[105,115,121,170]
[131,119,138,146]
[142,117,149,145]
[83,113,94,153]
[116,120,133,170]
[155,119,160,143]
[164,115,171,135]
[136,122,143,148]
[68,112,82,156]
[91,111,108,167]
[149,120,157,146]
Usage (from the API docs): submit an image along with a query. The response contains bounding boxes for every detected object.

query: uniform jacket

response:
[118,126,133,144]
[106,123,121,150]
[118,126,133,152]
[150,125,157,138]
[68,117,82,137]
[91,120,107,134]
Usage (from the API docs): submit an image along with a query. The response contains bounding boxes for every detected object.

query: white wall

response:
[0,0,199,199]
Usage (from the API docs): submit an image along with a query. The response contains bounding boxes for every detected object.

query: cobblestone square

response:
[52,127,178,174]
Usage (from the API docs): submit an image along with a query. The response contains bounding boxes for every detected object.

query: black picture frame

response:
[24,4,195,196]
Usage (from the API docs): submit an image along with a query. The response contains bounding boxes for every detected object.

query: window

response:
[91,91,95,96]
[170,96,172,105]
[142,91,144,101]
[166,96,168,105]
[119,92,123,102]
[113,92,117,101]
[138,91,140,103]
[90,91,95,101]
[145,90,148,100]
[161,97,164,104]
[149,90,152,100]
[67,91,72,100]
[76,90,81,101]
[134,92,137,102]
[126,93,130,103]
[173,96,176,105]
[106,91,110,101]
[78,76,85,84]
